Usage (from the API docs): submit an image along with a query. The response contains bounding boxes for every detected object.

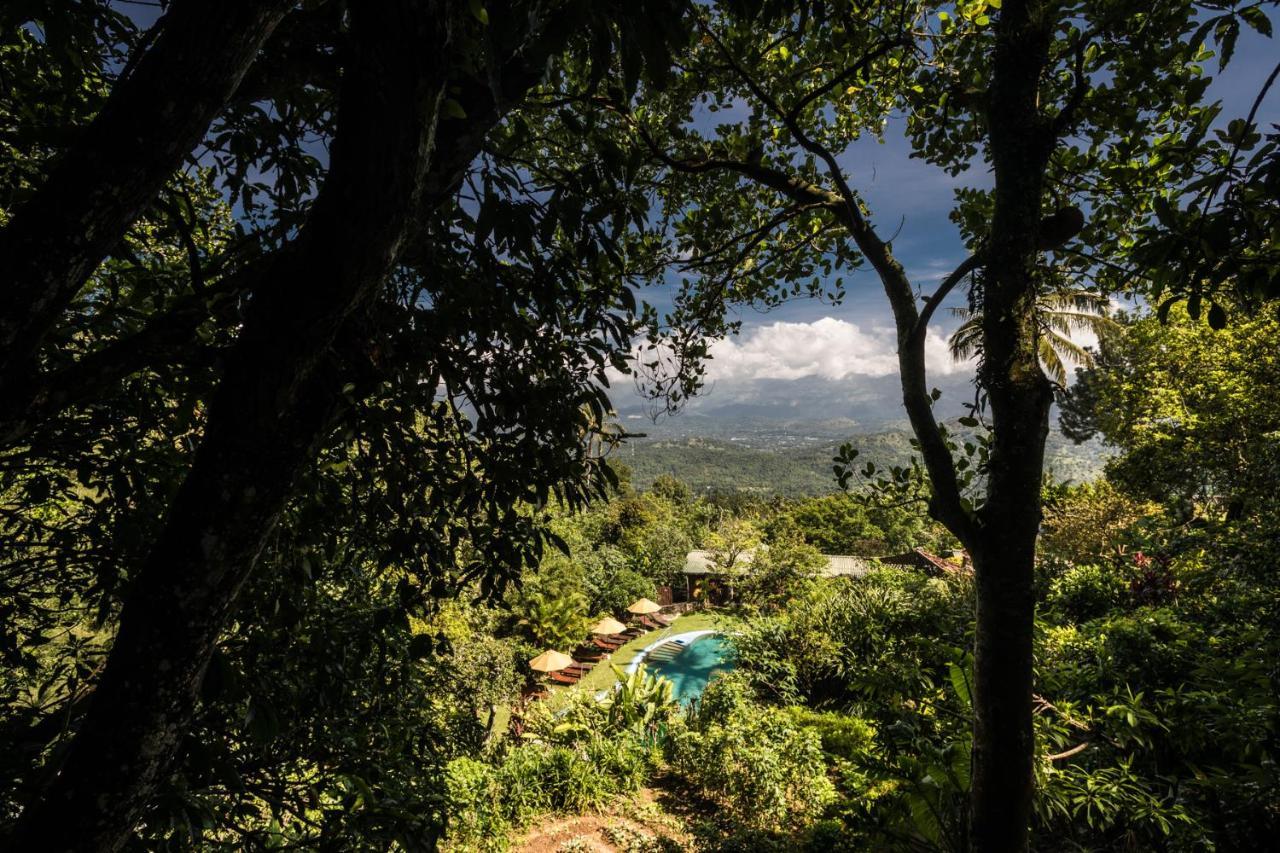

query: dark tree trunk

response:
[6,3,451,848]
[7,0,580,844]
[969,1,1057,850]
[0,0,291,386]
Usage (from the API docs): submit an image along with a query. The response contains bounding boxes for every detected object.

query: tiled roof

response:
[682,549,875,576]
[683,547,969,577]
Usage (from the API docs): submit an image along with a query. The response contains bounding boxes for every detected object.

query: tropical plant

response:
[948,287,1119,385]
[603,664,678,736]
[516,587,589,652]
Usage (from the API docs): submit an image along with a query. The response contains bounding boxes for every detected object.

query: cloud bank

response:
[703,317,971,383]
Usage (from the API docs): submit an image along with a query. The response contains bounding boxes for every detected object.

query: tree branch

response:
[1050,39,1090,138]
[0,0,292,385]
[695,19,976,544]
[0,264,259,448]
[911,253,983,345]
[230,5,344,106]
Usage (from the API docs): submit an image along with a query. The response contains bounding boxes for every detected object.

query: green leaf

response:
[948,661,973,709]
[1240,6,1273,37]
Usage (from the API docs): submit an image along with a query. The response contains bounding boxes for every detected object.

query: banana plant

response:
[603,664,676,734]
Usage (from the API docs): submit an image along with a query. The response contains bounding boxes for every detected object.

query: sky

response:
[645,16,1280,424]
[105,2,1280,426]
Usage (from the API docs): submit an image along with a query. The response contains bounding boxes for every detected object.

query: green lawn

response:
[545,611,734,708]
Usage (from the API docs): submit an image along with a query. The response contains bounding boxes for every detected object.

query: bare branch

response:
[911,253,983,344]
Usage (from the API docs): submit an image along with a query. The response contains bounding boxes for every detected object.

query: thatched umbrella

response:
[527,649,574,673]
[589,616,627,635]
[626,597,661,615]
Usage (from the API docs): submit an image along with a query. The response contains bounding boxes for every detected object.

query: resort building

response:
[678,547,967,604]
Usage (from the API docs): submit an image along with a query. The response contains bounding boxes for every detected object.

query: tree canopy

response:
[1,1,1277,850]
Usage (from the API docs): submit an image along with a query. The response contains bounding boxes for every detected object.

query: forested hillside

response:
[621,425,1108,496]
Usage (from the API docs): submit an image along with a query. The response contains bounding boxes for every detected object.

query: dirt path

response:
[511,788,689,852]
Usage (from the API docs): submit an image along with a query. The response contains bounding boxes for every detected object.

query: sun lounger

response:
[652,612,677,626]
[548,670,580,685]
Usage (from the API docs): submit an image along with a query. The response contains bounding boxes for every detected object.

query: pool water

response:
[640,633,735,705]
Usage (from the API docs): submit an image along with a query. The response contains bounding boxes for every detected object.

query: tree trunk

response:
[6,3,450,848]
[7,0,583,843]
[0,0,292,385]
[969,1,1057,849]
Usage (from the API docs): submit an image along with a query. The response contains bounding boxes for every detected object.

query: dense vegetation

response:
[432,304,1280,851]
[2,0,1278,851]
[622,426,1107,497]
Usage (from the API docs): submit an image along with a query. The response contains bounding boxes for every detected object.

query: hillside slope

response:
[615,425,1107,496]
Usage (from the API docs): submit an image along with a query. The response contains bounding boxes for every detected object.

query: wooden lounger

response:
[548,670,580,685]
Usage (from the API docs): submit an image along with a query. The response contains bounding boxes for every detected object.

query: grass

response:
[545,610,734,709]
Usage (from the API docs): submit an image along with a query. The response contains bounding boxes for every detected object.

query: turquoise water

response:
[640,633,735,705]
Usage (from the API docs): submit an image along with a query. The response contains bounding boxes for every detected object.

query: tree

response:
[1118,2,1280,315]
[0,0,294,389]
[1,1,694,847]
[602,1,1220,847]
[1060,304,1280,521]
[737,534,825,611]
[705,516,762,601]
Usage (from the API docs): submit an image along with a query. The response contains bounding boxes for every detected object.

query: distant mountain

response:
[606,372,1108,495]
[612,420,1108,497]
[612,373,978,437]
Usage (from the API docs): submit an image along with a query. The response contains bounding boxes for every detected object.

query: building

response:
[679,547,967,604]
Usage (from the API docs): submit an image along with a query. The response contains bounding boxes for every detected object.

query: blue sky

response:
[661,18,1280,419]
[108,2,1278,421]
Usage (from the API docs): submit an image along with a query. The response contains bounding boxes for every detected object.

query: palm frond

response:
[948,317,982,362]
[1038,337,1068,385]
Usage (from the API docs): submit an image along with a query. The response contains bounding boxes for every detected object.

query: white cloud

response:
[702,317,972,383]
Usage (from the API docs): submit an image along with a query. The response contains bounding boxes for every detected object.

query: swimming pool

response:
[633,631,735,705]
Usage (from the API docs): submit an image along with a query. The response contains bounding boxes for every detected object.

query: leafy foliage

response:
[1060,304,1280,519]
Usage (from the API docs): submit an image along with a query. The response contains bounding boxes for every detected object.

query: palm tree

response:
[948,288,1118,385]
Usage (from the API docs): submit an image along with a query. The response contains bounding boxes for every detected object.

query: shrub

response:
[1043,562,1129,624]
[444,756,509,849]
[785,707,875,760]
[443,726,662,848]
[668,676,836,832]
